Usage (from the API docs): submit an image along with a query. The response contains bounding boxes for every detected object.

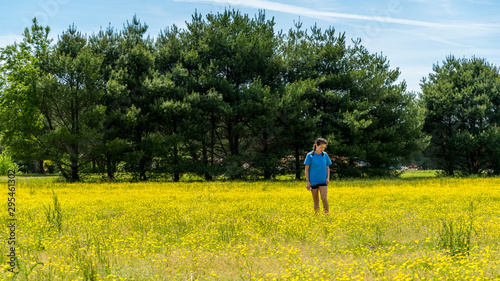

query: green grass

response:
[0,174,60,184]
[400,170,439,178]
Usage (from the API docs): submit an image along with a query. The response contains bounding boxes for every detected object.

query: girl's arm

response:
[326,166,330,184]
[305,165,311,190]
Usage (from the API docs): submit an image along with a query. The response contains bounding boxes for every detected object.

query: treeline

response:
[1,10,497,181]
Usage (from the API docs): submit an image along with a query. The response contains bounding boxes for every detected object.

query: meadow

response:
[1,174,500,280]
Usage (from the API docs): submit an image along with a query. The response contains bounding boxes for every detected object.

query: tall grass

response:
[438,201,476,257]
[43,190,63,233]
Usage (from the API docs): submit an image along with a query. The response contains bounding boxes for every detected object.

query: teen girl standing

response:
[304,138,332,214]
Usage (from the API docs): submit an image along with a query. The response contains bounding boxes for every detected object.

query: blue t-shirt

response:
[304,151,332,186]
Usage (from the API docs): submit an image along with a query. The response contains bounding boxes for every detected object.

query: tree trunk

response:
[71,159,79,182]
[37,160,45,174]
[202,140,212,181]
[57,163,70,180]
[106,158,115,182]
[173,118,180,182]
[263,131,271,180]
[173,143,180,182]
[295,146,301,180]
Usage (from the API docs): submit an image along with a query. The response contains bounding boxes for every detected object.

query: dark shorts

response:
[311,183,327,189]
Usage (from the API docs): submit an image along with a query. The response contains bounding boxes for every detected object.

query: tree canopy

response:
[421,55,500,176]
[1,11,427,181]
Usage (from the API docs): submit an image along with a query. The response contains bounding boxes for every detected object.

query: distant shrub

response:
[0,151,18,175]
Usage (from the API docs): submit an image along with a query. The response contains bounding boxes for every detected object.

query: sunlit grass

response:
[400,170,439,178]
[1,177,500,280]
[0,174,59,185]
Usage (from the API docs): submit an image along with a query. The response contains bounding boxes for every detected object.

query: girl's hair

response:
[313,138,328,152]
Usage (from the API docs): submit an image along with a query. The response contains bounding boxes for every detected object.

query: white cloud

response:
[174,0,500,31]
[175,0,455,28]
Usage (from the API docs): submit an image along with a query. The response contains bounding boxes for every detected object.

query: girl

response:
[304,138,332,214]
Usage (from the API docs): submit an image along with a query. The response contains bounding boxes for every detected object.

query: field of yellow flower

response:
[2,177,500,280]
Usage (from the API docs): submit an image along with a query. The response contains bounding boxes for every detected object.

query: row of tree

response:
[0,10,498,181]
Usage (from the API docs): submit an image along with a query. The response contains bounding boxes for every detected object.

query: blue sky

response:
[1,0,500,93]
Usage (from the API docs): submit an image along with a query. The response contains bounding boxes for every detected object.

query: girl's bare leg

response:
[311,189,320,214]
[319,185,329,213]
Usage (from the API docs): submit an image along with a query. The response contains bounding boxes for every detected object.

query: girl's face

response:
[315,144,327,154]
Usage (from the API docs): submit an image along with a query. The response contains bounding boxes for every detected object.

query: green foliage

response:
[0,19,51,163]
[421,56,500,175]
[0,151,19,175]
[0,12,428,181]
[0,19,106,182]
[281,22,426,177]
[43,160,56,173]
